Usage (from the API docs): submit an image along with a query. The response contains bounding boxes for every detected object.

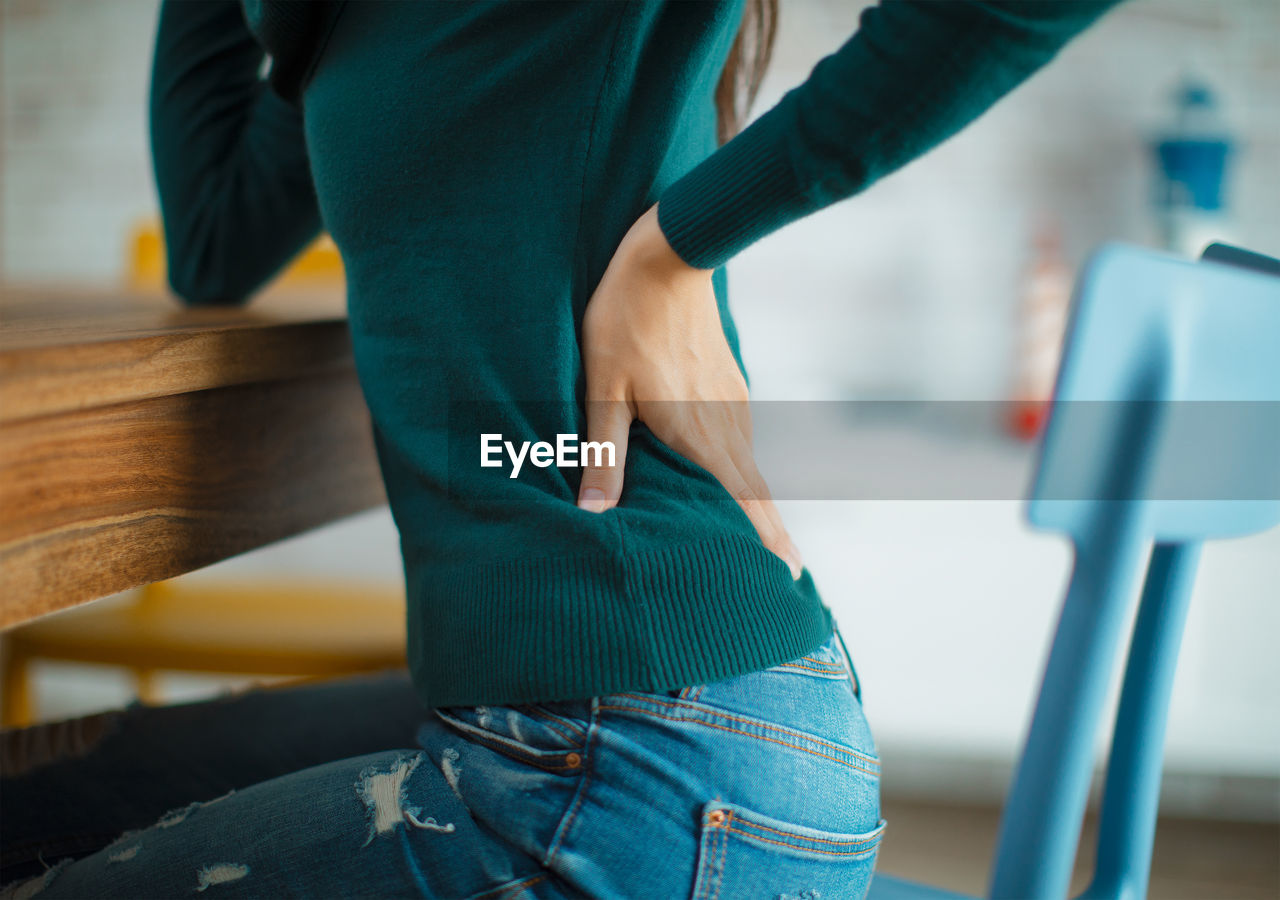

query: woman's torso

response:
[279,0,836,711]
[301,0,750,558]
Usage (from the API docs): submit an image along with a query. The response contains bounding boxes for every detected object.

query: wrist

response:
[619,204,713,285]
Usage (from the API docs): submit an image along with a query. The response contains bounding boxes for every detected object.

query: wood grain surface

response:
[0,285,387,628]
[1,286,352,423]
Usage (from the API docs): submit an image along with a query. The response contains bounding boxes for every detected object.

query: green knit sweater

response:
[150,0,1117,708]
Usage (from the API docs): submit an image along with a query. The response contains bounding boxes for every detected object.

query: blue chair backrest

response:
[989,243,1280,899]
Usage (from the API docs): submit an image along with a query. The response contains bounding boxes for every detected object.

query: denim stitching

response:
[544,698,600,868]
[714,812,729,900]
[734,818,885,848]
[601,697,876,768]
[693,821,711,900]
[792,655,843,669]
[537,706,586,742]
[723,826,881,858]
[470,872,548,899]
[524,708,580,745]
[532,705,589,740]
[512,874,546,898]
[697,811,726,900]
[498,873,545,899]
[432,710,582,772]
[603,694,881,767]
[767,661,848,676]
[598,704,880,777]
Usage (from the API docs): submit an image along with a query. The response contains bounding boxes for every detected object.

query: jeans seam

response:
[432,710,584,773]
[544,697,601,869]
[531,704,589,740]
[524,707,582,746]
[766,662,848,677]
[728,816,886,850]
[790,656,843,669]
[713,819,728,900]
[602,694,880,766]
[833,620,863,703]
[694,816,726,900]
[722,826,881,858]
[469,871,549,900]
[597,702,880,777]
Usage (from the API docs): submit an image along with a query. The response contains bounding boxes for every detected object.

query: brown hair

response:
[714,0,779,145]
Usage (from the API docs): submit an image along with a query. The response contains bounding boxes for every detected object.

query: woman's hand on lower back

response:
[576,202,803,580]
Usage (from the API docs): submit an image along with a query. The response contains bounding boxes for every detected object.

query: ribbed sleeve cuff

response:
[657,111,814,271]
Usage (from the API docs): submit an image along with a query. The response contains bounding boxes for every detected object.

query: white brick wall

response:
[1,0,159,284]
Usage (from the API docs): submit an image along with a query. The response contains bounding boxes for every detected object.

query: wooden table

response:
[0,285,387,630]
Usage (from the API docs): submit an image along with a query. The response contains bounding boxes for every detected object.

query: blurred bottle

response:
[1007,221,1072,441]
[1151,76,1237,257]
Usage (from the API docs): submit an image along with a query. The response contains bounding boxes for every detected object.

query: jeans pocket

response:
[431,700,591,774]
[690,799,886,900]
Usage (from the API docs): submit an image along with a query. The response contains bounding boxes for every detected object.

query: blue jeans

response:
[1,622,883,898]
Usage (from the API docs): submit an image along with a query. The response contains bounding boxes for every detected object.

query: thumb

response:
[577,396,632,512]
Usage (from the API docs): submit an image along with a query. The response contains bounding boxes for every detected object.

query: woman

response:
[1,1,1117,896]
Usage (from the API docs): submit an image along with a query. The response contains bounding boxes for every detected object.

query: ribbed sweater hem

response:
[405,533,835,709]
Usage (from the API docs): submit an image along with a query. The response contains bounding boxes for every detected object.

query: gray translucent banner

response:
[449,400,1280,501]
[747,401,1279,501]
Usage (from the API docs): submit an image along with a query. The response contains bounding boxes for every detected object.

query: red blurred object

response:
[1007,220,1072,441]
[1008,400,1050,441]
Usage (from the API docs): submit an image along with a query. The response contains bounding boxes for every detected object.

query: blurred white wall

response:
[1,0,159,284]
[734,0,1279,401]
[3,0,1277,818]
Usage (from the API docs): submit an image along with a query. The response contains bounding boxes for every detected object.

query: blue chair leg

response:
[988,518,1149,899]
[1081,542,1201,900]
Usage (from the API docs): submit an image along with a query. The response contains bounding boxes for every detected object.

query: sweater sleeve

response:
[656,0,1122,270]
[149,0,322,306]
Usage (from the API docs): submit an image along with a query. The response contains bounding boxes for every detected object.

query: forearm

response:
[149,0,322,305]
[658,0,1122,270]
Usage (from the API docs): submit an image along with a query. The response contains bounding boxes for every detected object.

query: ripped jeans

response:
[0,621,883,899]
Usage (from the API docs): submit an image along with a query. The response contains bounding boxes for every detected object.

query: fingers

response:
[578,393,802,580]
[725,438,801,576]
[665,403,801,580]
[728,394,755,451]
[708,443,803,581]
[577,396,632,513]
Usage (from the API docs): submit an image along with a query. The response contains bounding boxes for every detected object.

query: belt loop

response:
[833,619,862,703]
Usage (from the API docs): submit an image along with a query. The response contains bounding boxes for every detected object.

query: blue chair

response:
[869,243,1280,900]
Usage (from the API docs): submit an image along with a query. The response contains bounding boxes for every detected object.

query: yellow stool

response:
[3,580,406,727]
[128,221,345,291]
